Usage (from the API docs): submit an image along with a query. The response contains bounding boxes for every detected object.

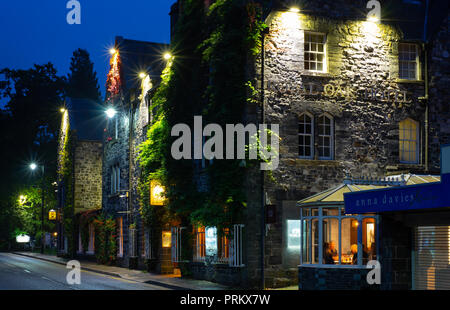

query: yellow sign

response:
[162,231,171,248]
[150,180,165,206]
[49,209,57,221]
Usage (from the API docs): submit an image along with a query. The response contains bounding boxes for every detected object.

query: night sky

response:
[0,0,176,101]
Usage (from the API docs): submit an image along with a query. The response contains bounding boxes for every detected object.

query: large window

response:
[318,114,333,160]
[399,43,419,80]
[117,217,123,257]
[301,206,377,266]
[399,118,419,164]
[299,113,314,159]
[304,32,327,72]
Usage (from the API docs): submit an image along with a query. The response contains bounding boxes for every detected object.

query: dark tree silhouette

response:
[67,48,101,101]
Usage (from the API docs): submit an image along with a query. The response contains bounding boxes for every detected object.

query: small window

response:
[304,32,327,72]
[299,113,314,159]
[399,118,419,164]
[399,43,419,80]
[318,114,333,160]
[114,117,119,139]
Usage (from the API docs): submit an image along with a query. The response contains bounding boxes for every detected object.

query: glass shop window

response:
[300,206,377,266]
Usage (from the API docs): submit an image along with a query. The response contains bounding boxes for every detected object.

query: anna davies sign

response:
[344,178,450,214]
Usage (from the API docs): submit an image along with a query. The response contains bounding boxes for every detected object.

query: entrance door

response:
[414,226,450,290]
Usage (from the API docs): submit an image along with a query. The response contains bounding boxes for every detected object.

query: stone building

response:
[258,0,450,289]
[56,97,104,257]
[102,36,169,268]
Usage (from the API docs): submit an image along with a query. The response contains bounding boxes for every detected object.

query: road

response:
[0,253,170,290]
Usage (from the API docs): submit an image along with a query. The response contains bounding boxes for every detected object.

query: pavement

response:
[11,251,229,290]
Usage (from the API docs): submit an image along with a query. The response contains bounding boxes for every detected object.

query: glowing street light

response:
[139,72,147,79]
[109,48,117,55]
[60,108,66,113]
[105,107,117,119]
[163,52,173,61]
[368,15,380,23]
[29,163,37,171]
[289,7,300,13]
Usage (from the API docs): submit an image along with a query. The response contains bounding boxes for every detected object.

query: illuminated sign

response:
[205,227,218,257]
[287,220,301,249]
[16,234,30,243]
[49,209,57,221]
[162,231,171,248]
[150,180,165,206]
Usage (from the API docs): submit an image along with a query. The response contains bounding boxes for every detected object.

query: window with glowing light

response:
[399,118,419,164]
[304,32,327,72]
[299,113,314,159]
[399,43,419,80]
[301,206,377,266]
[110,165,121,194]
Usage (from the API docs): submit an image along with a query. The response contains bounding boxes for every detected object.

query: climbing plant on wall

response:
[138,0,267,232]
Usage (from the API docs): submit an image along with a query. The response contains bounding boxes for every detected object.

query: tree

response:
[0,63,65,248]
[66,48,101,101]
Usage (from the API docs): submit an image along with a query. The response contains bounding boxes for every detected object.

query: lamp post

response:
[30,162,45,254]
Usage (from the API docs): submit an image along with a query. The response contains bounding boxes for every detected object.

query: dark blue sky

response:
[0,0,176,99]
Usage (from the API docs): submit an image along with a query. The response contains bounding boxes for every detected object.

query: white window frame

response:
[193,226,206,262]
[399,118,420,164]
[300,205,378,268]
[398,43,420,81]
[304,32,327,73]
[299,112,314,159]
[229,224,245,267]
[111,165,120,195]
[317,114,334,160]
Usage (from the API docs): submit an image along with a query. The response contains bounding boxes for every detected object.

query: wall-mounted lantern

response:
[49,209,57,221]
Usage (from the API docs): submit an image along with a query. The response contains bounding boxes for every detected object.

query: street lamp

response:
[105,107,117,119]
[163,52,173,61]
[29,162,45,254]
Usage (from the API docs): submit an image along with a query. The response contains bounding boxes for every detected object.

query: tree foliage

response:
[67,48,101,101]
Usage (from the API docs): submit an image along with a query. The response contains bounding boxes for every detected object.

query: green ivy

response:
[138,0,267,232]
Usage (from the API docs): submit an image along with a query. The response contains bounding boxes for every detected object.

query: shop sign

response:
[344,181,449,214]
[268,81,412,103]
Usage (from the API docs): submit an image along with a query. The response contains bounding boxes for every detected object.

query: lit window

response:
[299,113,314,159]
[194,226,206,262]
[304,32,327,72]
[88,223,95,254]
[117,217,123,257]
[399,118,419,164]
[301,206,377,266]
[318,114,333,160]
[399,43,419,80]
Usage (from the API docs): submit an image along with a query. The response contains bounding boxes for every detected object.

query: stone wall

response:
[429,12,450,170]
[74,140,103,213]
[252,6,450,287]
[102,99,132,266]
[298,266,379,290]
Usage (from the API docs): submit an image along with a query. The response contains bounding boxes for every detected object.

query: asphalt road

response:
[0,253,170,290]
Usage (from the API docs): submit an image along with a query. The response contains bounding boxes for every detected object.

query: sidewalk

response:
[12,252,229,290]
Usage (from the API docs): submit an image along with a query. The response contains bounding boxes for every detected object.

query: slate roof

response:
[65,97,105,141]
[114,36,170,92]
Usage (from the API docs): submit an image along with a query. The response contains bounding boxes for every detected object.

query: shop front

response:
[343,146,450,290]
[298,173,443,290]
